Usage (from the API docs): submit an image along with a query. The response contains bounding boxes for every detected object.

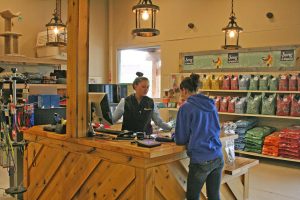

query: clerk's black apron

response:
[122,94,154,134]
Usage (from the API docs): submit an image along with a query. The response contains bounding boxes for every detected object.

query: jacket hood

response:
[187,93,215,112]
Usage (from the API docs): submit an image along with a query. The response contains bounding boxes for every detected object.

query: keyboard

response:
[95,127,124,135]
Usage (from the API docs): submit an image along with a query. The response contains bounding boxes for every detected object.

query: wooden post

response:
[67,0,89,138]
[243,172,249,200]
[135,168,155,200]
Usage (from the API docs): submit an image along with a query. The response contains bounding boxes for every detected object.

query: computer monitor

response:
[88,92,113,125]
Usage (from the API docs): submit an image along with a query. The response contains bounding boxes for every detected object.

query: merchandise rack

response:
[168,108,300,120]
[218,112,300,120]
[199,89,300,94]
[2,83,66,89]
[167,66,300,163]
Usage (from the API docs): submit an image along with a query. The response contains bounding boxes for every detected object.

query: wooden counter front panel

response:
[24,141,188,200]
[23,130,255,200]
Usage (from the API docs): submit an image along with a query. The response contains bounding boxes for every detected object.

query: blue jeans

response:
[186,157,224,200]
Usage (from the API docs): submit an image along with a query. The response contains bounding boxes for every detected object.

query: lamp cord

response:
[231,0,235,17]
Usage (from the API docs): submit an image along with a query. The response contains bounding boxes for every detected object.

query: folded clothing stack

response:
[262,132,280,156]
[234,118,258,150]
[244,126,276,153]
[279,126,300,159]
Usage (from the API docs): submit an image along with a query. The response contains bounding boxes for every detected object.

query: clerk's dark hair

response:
[180,73,200,93]
[133,72,149,89]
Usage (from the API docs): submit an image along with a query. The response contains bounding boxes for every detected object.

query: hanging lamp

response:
[222,0,243,49]
[46,0,67,46]
[132,0,160,37]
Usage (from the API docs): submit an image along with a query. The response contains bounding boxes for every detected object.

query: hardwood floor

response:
[248,158,300,200]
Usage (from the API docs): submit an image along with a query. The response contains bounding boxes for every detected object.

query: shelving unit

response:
[168,65,300,163]
[218,112,300,120]
[3,83,66,89]
[0,55,66,66]
[235,150,300,163]
[167,108,300,120]
[199,89,300,94]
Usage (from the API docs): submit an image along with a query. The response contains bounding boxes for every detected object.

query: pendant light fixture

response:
[132,0,160,37]
[46,0,66,46]
[222,0,243,49]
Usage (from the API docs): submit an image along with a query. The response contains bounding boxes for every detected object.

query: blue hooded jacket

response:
[175,93,222,163]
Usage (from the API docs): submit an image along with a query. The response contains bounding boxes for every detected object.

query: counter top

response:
[24,126,238,159]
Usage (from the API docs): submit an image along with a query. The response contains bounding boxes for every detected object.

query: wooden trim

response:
[67,0,89,138]
[235,150,300,163]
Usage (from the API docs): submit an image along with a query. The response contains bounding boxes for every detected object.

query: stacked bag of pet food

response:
[279,126,300,159]
[262,132,281,157]
[234,118,258,150]
[244,126,276,153]
[276,94,300,117]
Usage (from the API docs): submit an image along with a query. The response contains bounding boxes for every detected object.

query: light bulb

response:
[141,10,149,20]
[229,30,235,38]
[53,27,59,34]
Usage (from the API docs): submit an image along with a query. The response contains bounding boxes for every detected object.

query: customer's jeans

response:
[186,157,224,200]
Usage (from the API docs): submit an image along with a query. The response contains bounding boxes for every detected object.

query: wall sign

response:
[180,45,300,71]
[228,53,239,63]
[184,56,194,65]
[280,50,294,61]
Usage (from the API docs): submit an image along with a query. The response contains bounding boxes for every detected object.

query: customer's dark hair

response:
[180,73,200,93]
[133,72,149,89]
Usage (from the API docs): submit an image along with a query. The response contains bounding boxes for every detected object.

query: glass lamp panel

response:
[225,29,239,46]
[137,8,154,29]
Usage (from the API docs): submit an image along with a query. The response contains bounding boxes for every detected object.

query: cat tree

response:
[0,10,22,55]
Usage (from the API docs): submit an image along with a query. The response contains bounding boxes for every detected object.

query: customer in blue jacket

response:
[174,73,223,200]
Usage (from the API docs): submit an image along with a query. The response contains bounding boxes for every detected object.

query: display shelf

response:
[199,89,300,94]
[27,84,67,89]
[3,83,66,89]
[166,108,179,111]
[166,108,300,120]
[0,55,66,66]
[235,150,300,163]
[171,67,300,76]
[218,112,300,120]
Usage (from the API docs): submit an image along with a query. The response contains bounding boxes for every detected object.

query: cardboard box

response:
[29,85,57,95]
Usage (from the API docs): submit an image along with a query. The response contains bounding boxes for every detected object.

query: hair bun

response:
[136,72,144,77]
[190,73,200,82]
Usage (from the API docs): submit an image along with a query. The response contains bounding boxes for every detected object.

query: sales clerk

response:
[112,72,171,134]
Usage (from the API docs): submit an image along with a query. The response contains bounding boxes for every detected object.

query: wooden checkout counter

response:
[23,126,258,200]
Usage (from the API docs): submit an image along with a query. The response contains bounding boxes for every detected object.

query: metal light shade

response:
[132,0,160,37]
[46,0,67,46]
[222,0,243,49]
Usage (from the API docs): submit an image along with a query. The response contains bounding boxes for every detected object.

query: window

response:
[118,47,161,98]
